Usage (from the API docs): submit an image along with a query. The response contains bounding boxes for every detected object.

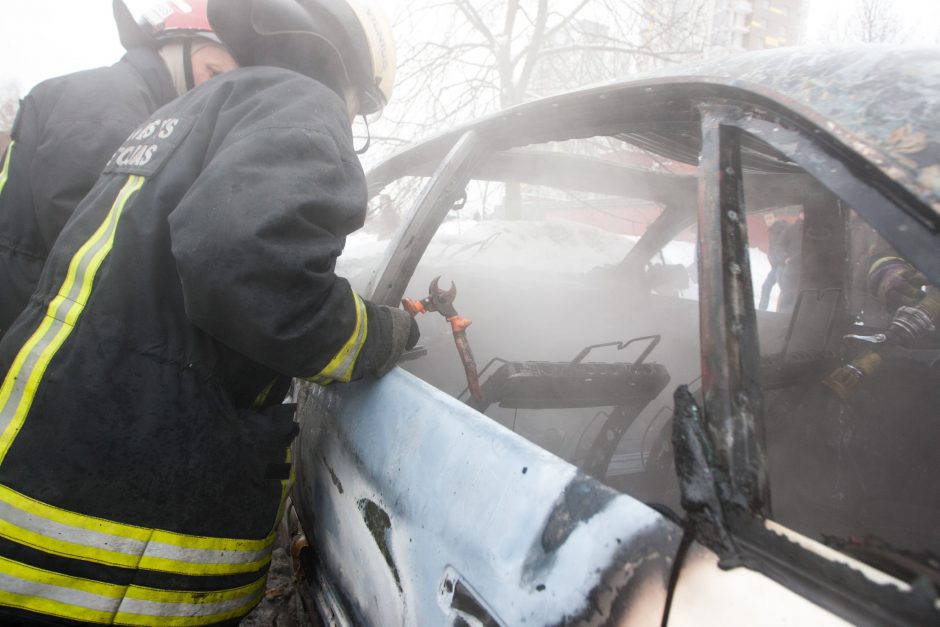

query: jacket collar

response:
[121,47,178,110]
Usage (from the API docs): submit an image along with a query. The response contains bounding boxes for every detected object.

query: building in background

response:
[702,0,806,55]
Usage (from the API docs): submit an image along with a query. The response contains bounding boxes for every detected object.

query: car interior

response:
[344,124,940,590]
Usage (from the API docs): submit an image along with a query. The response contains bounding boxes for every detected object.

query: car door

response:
[292,128,691,626]
[665,89,940,626]
[293,64,940,626]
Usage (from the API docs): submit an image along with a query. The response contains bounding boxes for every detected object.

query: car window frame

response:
[685,97,940,625]
[360,79,940,622]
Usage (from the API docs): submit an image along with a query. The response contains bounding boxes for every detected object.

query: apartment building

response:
[703,0,805,54]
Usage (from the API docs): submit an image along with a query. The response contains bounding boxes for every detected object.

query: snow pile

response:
[335,231,390,289]
[337,218,639,280]
[424,219,638,273]
[336,217,772,307]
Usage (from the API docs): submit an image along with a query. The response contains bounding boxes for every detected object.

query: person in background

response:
[758,216,804,311]
[0,0,237,337]
[0,0,416,624]
[759,218,790,310]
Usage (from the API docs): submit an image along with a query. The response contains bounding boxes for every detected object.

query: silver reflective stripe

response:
[0,556,264,623]
[118,594,257,618]
[0,498,143,555]
[0,483,274,573]
[0,495,272,566]
[0,571,118,614]
[142,541,271,565]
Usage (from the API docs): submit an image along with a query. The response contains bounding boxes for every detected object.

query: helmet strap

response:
[183,39,195,91]
[355,114,371,155]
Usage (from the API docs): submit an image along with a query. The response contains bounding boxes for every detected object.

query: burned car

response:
[291,47,940,625]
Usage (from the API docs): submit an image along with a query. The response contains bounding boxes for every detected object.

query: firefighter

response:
[0,0,238,338]
[0,0,414,624]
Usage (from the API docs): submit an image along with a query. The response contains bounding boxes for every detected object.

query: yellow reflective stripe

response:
[307,291,368,384]
[251,378,278,410]
[0,174,277,576]
[0,555,264,626]
[0,175,145,464]
[0,483,275,575]
[0,140,13,196]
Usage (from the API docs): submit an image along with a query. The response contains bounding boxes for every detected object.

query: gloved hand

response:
[351,302,420,379]
[868,257,927,310]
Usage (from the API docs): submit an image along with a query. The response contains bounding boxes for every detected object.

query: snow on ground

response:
[337,218,639,283]
[337,217,773,307]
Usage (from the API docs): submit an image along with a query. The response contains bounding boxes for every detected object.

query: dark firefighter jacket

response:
[0,48,176,338]
[0,66,372,625]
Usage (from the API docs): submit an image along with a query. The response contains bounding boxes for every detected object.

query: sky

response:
[0,1,122,93]
[0,0,938,96]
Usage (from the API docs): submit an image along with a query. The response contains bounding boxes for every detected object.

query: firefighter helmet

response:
[207,0,396,115]
[114,0,220,50]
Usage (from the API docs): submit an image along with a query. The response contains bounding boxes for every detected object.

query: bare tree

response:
[819,0,908,45]
[853,0,905,43]
[370,1,706,145]
[363,0,708,217]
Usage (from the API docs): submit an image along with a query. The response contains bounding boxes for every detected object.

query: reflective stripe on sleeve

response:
[0,140,13,196]
[0,555,264,626]
[307,291,368,384]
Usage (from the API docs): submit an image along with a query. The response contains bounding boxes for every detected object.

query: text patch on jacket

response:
[104,116,195,177]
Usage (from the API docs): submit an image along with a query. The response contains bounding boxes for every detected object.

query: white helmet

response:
[207,0,396,114]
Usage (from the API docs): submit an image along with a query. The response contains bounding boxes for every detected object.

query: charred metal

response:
[293,46,940,626]
[357,498,402,593]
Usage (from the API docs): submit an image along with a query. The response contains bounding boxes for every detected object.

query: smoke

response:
[341,136,940,572]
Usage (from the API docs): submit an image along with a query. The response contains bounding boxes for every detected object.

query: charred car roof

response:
[370,46,940,216]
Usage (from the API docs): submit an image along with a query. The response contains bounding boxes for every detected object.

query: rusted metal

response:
[730,115,940,286]
[367,48,940,218]
[403,277,483,404]
[303,46,940,626]
[697,105,771,517]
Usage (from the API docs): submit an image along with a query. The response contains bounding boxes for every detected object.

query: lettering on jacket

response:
[104,116,194,177]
